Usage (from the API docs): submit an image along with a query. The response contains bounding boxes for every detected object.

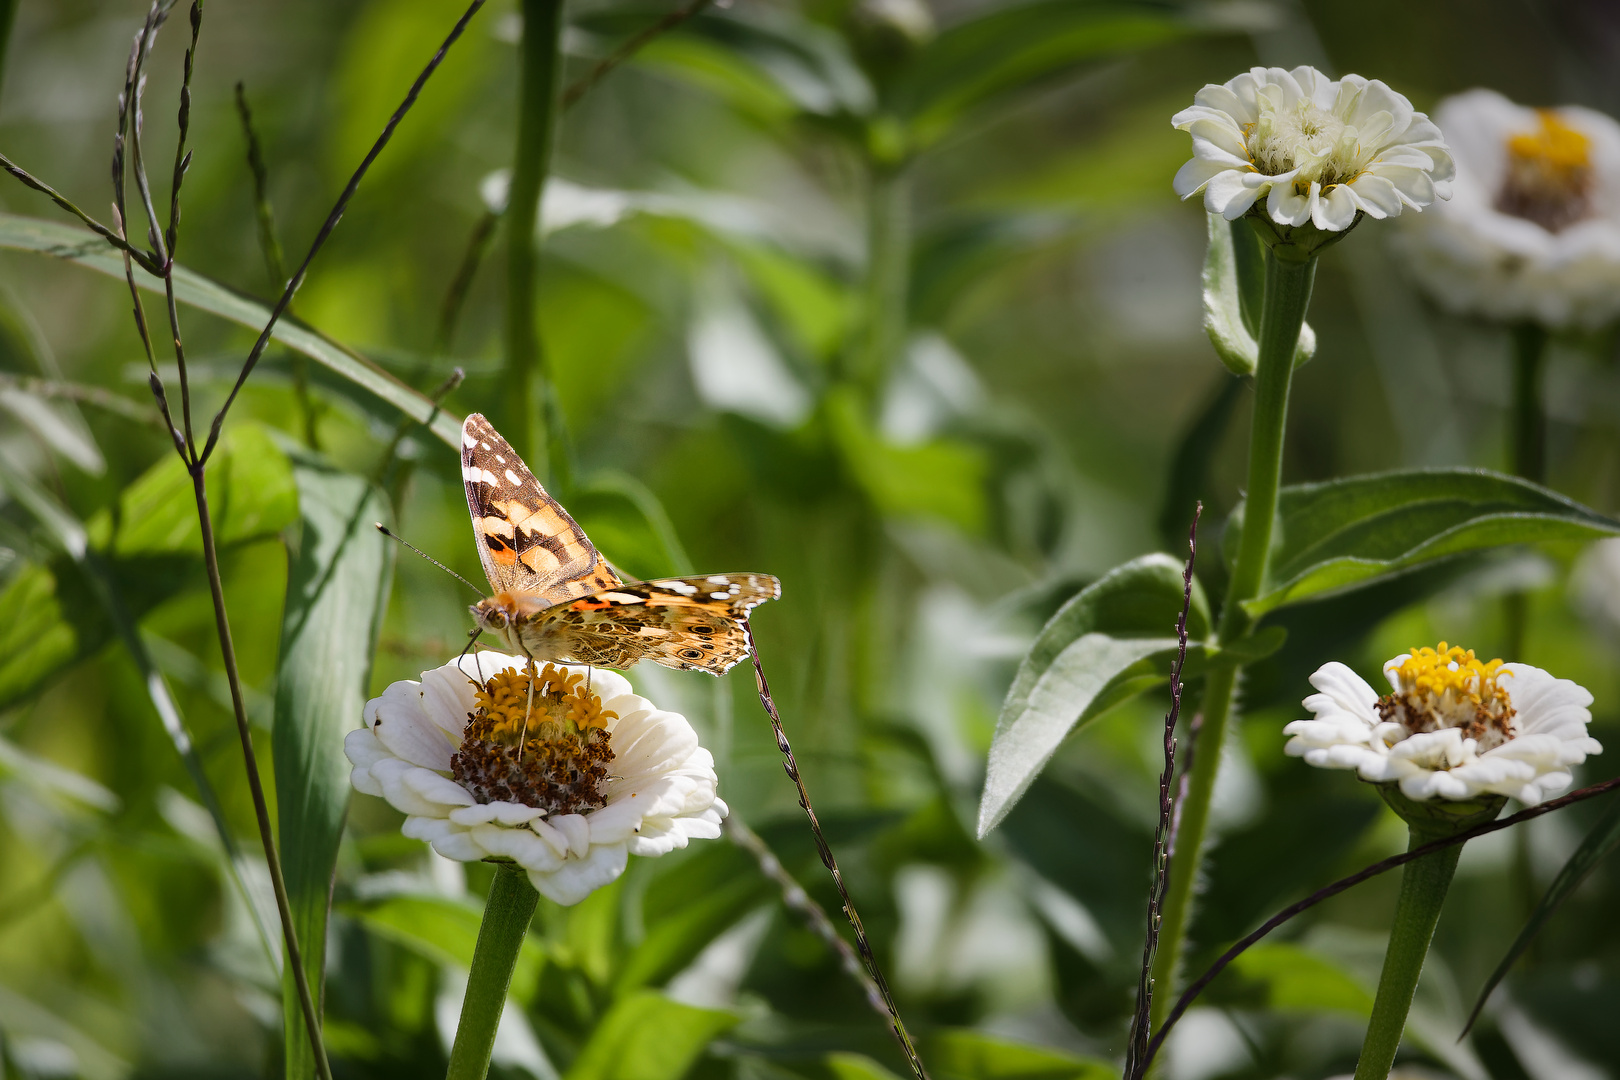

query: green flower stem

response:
[1353,825,1463,1080]
[446,865,541,1080]
[505,0,565,479]
[1150,244,1316,1034]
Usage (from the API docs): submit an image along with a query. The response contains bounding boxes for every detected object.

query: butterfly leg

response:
[519,654,538,761]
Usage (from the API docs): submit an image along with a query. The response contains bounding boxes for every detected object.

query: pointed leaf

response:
[919,1029,1115,1080]
[562,990,739,1080]
[273,452,393,1079]
[978,554,1210,837]
[1201,214,1315,376]
[1464,794,1620,1035]
[0,213,461,449]
[1227,468,1620,616]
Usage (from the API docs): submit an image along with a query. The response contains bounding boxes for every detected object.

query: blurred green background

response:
[5,1,1620,1078]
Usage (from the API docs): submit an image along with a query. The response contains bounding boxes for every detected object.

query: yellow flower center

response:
[451,663,617,813]
[1497,109,1593,232]
[1376,642,1517,753]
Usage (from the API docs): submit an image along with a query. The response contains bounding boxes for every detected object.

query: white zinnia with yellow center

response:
[1285,643,1600,805]
[345,651,727,905]
[1396,89,1620,329]
[1173,66,1453,232]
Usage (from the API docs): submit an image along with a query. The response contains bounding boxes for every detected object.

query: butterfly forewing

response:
[461,413,620,603]
[521,573,781,675]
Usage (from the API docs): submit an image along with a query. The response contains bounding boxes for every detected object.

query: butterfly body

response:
[462,414,778,675]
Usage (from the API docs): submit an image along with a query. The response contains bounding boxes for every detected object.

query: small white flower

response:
[1285,643,1601,805]
[345,651,727,906]
[1173,66,1453,232]
[1395,89,1620,329]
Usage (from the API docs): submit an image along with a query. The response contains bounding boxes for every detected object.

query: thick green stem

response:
[854,164,910,401]
[505,0,565,479]
[1509,322,1548,485]
[1353,826,1462,1080]
[446,865,540,1080]
[1150,248,1316,1034]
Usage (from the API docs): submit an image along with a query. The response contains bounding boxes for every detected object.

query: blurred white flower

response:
[1285,643,1600,805]
[345,652,726,906]
[1396,89,1620,329]
[1173,66,1453,232]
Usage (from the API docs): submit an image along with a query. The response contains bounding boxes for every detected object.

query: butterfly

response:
[461,413,779,675]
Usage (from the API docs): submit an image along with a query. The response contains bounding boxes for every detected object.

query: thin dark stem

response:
[0,153,162,274]
[191,468,334,1080]
[201,0,489,465]
[1141,774,1620,1071]
[559,0,715,109]
[1125,503,1200,1080]
[750,645,930,1080]
[725,818,893,1021]
[1510,322,1549,485]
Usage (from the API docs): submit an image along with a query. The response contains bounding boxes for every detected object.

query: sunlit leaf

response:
[93,423,297,556]
[346,892,546,1003]
[1231,942,1373,1015]
[562,990,739,1080]
[0,562,76,708]
[1464,794,1620,1035]
[977,553,1210,837]
[1225,469,1620,616]
[893,0,1187,149]
[1201,214,1315,376]
[613,874,768,997]
[828,388,988,532]
[273,452,393,1078]
[0,213,462,450]
[919,1029,1115,1080]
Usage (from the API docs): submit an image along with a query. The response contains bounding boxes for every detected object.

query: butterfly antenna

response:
[456,627,482,671]
[375,524,485,597]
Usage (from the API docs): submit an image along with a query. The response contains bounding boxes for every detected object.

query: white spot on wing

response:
[463,466,501,487]
[706,575,729,584]
[710,591,731,600]
[505,469,523,486]
[664,581,699,596]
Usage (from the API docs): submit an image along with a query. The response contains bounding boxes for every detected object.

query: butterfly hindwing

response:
[461,413,620,603]
[519,574,781,675]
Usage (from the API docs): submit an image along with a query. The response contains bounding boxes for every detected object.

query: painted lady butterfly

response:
[461,413,779,674]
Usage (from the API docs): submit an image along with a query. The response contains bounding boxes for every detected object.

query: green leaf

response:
[348,892,546,1002]
[0,213,461,450]
[828,388,988,532]
[827,1054,904,1080]
[1463,793,1620,1035]
[1201,214,1315,376]
[893,1,1186,150]
[92,423,297,556]
[919,1029,1115,1080]
[0,562,77,708]
[1227,468,1620,616]
[613,873,769,997]
[977,553,1209,837]
[562,990,739,1080]
[273,452,393,1079]
[1231,942,1373,1015]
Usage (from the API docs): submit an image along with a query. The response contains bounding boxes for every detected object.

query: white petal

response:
[550,813,592,858]
[344,728,388,797]
[470,823,564,872]
[529,843,629,906]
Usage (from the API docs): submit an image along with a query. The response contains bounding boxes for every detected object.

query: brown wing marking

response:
[461,413,620,602]
[515,573,780,675]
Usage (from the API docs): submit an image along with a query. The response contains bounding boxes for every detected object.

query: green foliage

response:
[274,453,394,1078]
[562,990,739,1080]
[978,553,1213,836]
[1226,468,1620,616]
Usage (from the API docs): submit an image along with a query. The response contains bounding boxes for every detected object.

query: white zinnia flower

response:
[1395,89,1620,330]
[344,651,727,905]
[1173,66,1453,232]
[1284,643,1601,805]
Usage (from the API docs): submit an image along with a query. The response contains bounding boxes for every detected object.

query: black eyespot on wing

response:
[679,648,704,660]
